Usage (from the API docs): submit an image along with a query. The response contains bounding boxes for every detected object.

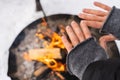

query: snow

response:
[0,0,120,79]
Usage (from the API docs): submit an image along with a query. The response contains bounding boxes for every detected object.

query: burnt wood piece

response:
[34,66,49,77]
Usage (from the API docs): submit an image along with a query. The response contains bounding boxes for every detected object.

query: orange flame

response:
[41,18,48,27]
[36,32,65,71]
[37,57,65,71]
[23,51,65,71]
[23,19,66,72]
[45,32,65,49]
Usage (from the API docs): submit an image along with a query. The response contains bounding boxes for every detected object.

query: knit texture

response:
[101,6,120,39]
[82,58,120,80]
[66,37,107,80]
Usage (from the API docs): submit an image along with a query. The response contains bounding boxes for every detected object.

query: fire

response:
[36,57,65,71]
[41,32,65,49]
[35,31,65,71]
[41,18,48,27]
[23,19,66,72]
[24,51,65,71]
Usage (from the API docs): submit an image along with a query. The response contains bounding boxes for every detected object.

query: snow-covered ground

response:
[0,0,120,79]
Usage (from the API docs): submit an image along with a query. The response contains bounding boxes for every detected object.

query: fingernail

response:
[94,1,99,6]
[83,9,87,12]
[66,26,70,29]
[61,35,66,39]
[79,13,83,17]
[61,36,64,40]
[71,21,76,24]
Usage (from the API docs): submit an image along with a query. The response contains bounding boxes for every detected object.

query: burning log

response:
[23,48,65,72]
[36,24,65,49]
[33,64,65,79]
[33,65,49,77]
[58,24,66,34]
[55,72,65,80]
[23,48,62,60]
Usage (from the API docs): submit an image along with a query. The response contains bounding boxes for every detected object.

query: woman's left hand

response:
[62,21,92,53]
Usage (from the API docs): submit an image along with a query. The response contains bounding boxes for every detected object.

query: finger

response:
[71,21,85,42]
[99,39,107,51]
[66,26,79,46]
[99,34,116,42]
[61,35,72,52]
[94,1,111,11]
[105,34,117,41]
[80,21,92,39]
[99,34,116,51]
[83,20,103,29]
[82,8,108,16]
[79,13,105,22]
[99,34,115,51]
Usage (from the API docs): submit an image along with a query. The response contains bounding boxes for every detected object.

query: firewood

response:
[36,28,53,39]
[23,48,62,61]
[34,66,49,77]
[55,72,65,80]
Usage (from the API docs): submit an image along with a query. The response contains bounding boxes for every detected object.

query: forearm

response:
[82,58,120,80]
[100,6,120,39]
[66,37,107,80]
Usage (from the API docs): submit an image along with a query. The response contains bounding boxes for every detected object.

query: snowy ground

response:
[0,0,120,80]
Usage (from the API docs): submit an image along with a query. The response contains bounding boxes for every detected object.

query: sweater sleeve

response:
[100,6,120,39]
[82,58,120,80]
[66,37,107,80]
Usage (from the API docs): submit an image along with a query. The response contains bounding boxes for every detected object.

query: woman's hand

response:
[62,2,116,53]
[78,2,117,51]
[62,21,92,52]
[61,20,116,53]
[78,1,111,29]
[99,34,117,51]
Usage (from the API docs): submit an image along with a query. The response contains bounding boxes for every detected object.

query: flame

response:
[45,32,65,49]
[36,57,65,71]
[23,19,66,72]
[23,51,65,71]
[36,32,65,71]
[41,18,48,27]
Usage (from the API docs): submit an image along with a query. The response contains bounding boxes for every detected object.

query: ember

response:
[8,14,80,80]
[23,18,66,72]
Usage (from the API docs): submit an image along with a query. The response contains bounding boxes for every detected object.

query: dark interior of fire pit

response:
[8,14,80,80]
[8,14,119,80]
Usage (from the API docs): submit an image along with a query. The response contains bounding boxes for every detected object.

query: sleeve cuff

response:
[100,6,120,39]
[66,37,107,80]
[82,58,120,80]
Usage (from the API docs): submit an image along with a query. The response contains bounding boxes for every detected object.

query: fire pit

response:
[8,13,119,80]
[8,14,81,80]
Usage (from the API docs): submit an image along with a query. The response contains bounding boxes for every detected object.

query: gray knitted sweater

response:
[66,6,120,80]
